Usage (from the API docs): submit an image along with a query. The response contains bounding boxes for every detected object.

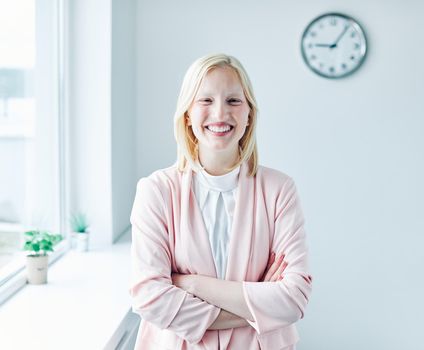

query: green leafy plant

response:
[69,213,89,233]
[23,230,63,257]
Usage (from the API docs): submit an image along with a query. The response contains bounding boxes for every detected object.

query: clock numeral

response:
[351,31,356,38]
[310,55,317,61]
[350,55,356,61]
[308,43,313,49]
[354,43,360,50]
[341,63,347,70]
[309,31,317,37]
[330,17,337,26]
[319,63,324,69]
[329,66,335,73]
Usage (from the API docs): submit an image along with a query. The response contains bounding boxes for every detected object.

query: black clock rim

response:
[300,12,368,79]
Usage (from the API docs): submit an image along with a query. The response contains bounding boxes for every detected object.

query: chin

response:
[206,143,239,154]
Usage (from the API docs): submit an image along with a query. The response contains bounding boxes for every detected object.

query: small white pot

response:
[26,255,49,285]
[73,232,89,252]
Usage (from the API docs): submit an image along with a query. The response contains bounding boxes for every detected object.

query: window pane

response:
[0,0,60,274]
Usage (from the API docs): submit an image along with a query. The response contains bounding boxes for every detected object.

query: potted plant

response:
[70,213,90,252]
[23,230,63,284]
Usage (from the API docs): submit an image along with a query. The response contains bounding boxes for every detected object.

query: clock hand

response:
[331,24,350,48]
[314,43,332,47]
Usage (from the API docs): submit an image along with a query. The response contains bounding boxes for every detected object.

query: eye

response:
[228,98,242,105]
[198,98,212,105]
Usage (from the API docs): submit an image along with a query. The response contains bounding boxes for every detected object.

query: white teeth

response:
[207,125,232,133]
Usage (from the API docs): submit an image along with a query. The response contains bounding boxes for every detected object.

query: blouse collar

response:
[195,164,240,192]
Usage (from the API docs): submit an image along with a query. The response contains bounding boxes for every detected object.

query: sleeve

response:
[242,177,312,335]
[129,177,221,344]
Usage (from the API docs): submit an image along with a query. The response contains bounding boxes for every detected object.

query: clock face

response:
[301,13,367,78]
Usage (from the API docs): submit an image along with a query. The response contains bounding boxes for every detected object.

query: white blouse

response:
[192,165,240,279]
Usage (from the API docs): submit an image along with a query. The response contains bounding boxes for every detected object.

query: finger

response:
[271,260,288,281]
[260,252,276,281]
[263,253,283,280]
[266,252,276,269]
[271,261,287,282]
[302,275,313,284]
[263,256,276,281]
[263,253,285,281]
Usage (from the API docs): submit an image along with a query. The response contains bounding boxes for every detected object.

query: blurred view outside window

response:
[0,0,61,279]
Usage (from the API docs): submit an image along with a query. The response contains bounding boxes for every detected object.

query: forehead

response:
[196,66,243,94]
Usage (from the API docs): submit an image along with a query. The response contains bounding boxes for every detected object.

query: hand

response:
[171,272,198,294]
[331,24,350,48]
[260,252,288,282]
[314,43,332,48]
[171,273,194,293]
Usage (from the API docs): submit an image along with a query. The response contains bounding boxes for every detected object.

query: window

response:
[0,0,66,284]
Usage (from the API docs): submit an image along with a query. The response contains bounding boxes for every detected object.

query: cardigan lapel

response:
[225,161,255,281]
[180,167,218,278]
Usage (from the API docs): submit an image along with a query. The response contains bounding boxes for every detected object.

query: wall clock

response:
[301,13,367,79]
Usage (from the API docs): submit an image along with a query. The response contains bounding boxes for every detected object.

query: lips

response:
[205,122,234,133]
[206,125,233,133]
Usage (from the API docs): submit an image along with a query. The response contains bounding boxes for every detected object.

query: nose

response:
[211,99,229,120]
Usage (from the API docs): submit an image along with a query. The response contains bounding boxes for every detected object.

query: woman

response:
[129,53,312,349]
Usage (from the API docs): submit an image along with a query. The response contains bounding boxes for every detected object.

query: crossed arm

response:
[130,177,312,341]
[171,251,288,330]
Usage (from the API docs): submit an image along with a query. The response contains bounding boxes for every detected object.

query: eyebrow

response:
[196,91,244,96]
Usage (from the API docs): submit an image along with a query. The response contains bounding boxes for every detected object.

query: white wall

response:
[111,0,137,242]
[69,0,113,248]
[135,0,424,348]
[69,0,137,246]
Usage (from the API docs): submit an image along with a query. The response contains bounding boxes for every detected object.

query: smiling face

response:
[187,66,250,165]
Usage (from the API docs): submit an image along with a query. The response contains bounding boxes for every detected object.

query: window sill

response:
[0,231,138,349]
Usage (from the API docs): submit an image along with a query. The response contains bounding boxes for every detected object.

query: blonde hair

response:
[173,53,258,176]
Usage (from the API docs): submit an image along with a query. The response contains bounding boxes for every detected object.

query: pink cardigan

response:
[129,161,312,349]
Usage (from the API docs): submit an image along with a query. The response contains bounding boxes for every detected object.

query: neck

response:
[198,147,240,176]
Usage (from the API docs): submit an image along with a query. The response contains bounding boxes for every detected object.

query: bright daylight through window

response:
[0,0,63,283]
